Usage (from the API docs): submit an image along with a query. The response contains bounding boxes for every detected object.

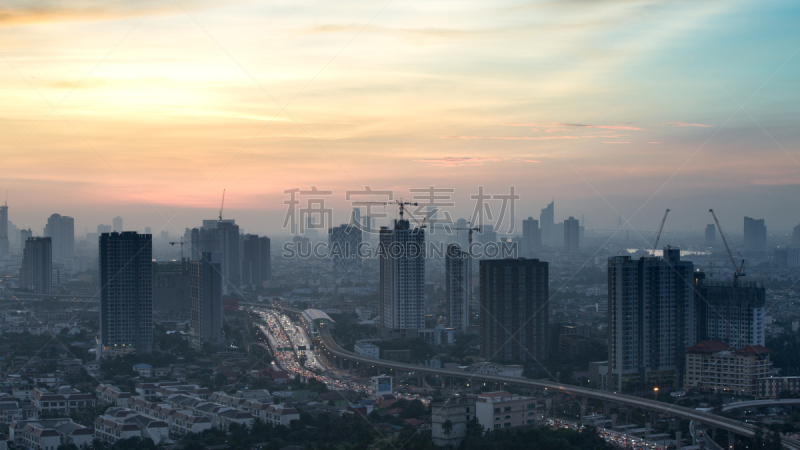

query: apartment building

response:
[431,396,476,447]
[684,340,774,396]
[9,419,93,450]
[475,391,548,431]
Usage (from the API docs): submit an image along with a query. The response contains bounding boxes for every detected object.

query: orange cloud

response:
[564,123,643,130]
[440,136,579,140]
[413,157,539,166]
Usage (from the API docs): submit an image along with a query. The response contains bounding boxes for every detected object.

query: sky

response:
[1,0,799,239]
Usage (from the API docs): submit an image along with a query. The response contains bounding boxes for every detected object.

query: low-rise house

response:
[9,419,93,450]
[94,408,170,445]
[133,364,153,378]
[32,388,95,416]
[95,385,132,407]
[263,405,299,427]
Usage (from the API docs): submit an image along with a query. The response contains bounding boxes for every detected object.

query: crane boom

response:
[357,200,421,226]
[219,189,226,222]
[652,209,670,255]
[709,209,746,286]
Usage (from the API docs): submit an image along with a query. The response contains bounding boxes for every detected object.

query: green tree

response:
[442,419,453,437]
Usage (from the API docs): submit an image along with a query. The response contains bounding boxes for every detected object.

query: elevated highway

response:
[281,311,799,449]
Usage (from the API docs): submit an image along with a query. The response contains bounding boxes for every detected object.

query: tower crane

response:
[651,209,670,256]
[169,237,185,261]
[218,189,226,222]
[709,209,746,286]
[358,199,422,227]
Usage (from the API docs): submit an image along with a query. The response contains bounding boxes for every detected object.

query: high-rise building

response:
[241,234,271,287]
[0,203,8,256]
[705,224,716,248]
[540,200,554,245]
[160,230,169,242]
[190,220,241,289]
[607,249,696,391]
[379,220,425,335]
[97,224,111,234]
[694,273,765,349]
[20,228,32,245]
[476,224,497,246]
[445,244,470,333]
[98,232,153,358]
[112,216,123,232]
[329,224,362,274]
[521,217,540,258]
[153,260,190,312]
[479,258,548,362]
[743,216,767,252]
[144,226,151,235]
[564,216,580,253]
[351,208,361,228]
[190,252,224,350]
[44,214,74,261]
[20,237,52,294]
[793,223,800,249]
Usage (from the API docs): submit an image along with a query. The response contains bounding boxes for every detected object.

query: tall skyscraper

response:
[329,224,362,274]
[20,228,32,245]
[705,224,716,248]
[521,217,540,258]
[694,272,765,349]
[98,224,111,234]
[160,230,169,242]
[191,220,241,289]
[0,202,8,256]
[98,232,153,357]
[112,216,123,232]
[379,219,425,335]
[190,252,224,350]
[445,244,470,332]
[743,216,767,252]
[607,249,696,391]
[144,226,152,235]
[44,214,74,261]
[564,216,580,253]
[793,223,800,249]
[241,234,271,287]
[540,200,554,245]
[153,260,190,312]
[479,258,548,362]
[19,237,52,294]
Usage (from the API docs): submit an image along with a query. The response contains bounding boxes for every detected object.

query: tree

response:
[770,429,783,450]
[442,419,453,437]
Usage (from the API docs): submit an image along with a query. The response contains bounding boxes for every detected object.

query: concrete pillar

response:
[582,396,588,408]
[580,405,586,420]
[675,431,682,450]
[728,431,735,450]
[645,424,651,440]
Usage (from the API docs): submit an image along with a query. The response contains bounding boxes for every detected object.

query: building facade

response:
[684,341,773,396]
[694,275,766,349]
[607,248,696,391]
[241,234,270,287]
[521,217,540,257]
[431,397,476,447]
[475,391,547,431]
[20,237,52,294]
[479,258,548,362]
[190,220,240,290]
[190,252,224,350]
[564,216,580,253]
[44,214,74,261]
[379,220,425,334]
[540,201,554,245]
[329,224,362,275]
[705,224,716,248]
[98,232,153,357]
[445,243,470,333]
[743,216,767,252]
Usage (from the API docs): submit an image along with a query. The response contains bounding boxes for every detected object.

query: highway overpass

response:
[262,304,798,450]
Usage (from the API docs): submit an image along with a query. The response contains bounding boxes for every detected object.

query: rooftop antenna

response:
[218,189,226,222]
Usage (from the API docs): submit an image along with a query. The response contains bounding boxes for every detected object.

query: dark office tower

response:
[540,200,554,245]
[705,224,716,248]
[522,217,540,258]
[694,273,765,350]
[379,220,425,335]
[564,216,580,253]
[607,248,696,391]
[20,228,32,245]
[153,260,190,312]
[190,252,224,350]
[241,234,270,287]
[0,203,8,256]
[191,220,241,289]
[112,216,123,232]
[743,216,767,252]
[329,224,362,275]
[479,258,548,362]
[793,223,800,249]
[98,232,153,358]
[44,214,74,261]
[445,244,470,333]
[20,237,52,294]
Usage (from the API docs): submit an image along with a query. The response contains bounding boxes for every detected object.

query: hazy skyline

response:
[2,0,799,237]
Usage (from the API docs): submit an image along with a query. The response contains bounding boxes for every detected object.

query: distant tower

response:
[705,224,716,248]
[190,252,224,350]
[564,216,580,253]
[44,214,74,261]
[522,217,540,257]
[20,237,52,294]
[0,198,8,256]
[793,223,800,248]
[540,201,554,245]
[445,244,470,332]
[113,216,123,232]
[379,220,425,334]
[743,217,767,252]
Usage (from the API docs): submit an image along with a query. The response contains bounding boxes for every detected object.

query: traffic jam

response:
[548,420,667,450]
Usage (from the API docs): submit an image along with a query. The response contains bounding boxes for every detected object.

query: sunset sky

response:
[1,0,799,237]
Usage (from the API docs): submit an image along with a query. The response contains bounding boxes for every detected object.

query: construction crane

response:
[169,237,185,261]
[218,189,226,222]
[651,209,670,255]
[358,199,422,226]
[709,209,746,286]
[448,222,481,250]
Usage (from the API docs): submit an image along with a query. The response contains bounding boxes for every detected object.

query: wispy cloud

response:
[662,121,713,127]
[603,141,630,144]
[564,123,643,130]
[440,136,579,140]
[413,157,539,166]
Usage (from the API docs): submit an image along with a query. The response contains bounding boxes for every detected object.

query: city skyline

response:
[1,1,799,235]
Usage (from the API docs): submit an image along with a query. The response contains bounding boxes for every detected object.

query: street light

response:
[654,387,659,402]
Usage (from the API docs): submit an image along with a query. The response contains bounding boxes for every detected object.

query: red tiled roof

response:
[735,345,771,355]
[685,340,732,354]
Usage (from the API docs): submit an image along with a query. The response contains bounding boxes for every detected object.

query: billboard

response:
[374,376,392,396]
